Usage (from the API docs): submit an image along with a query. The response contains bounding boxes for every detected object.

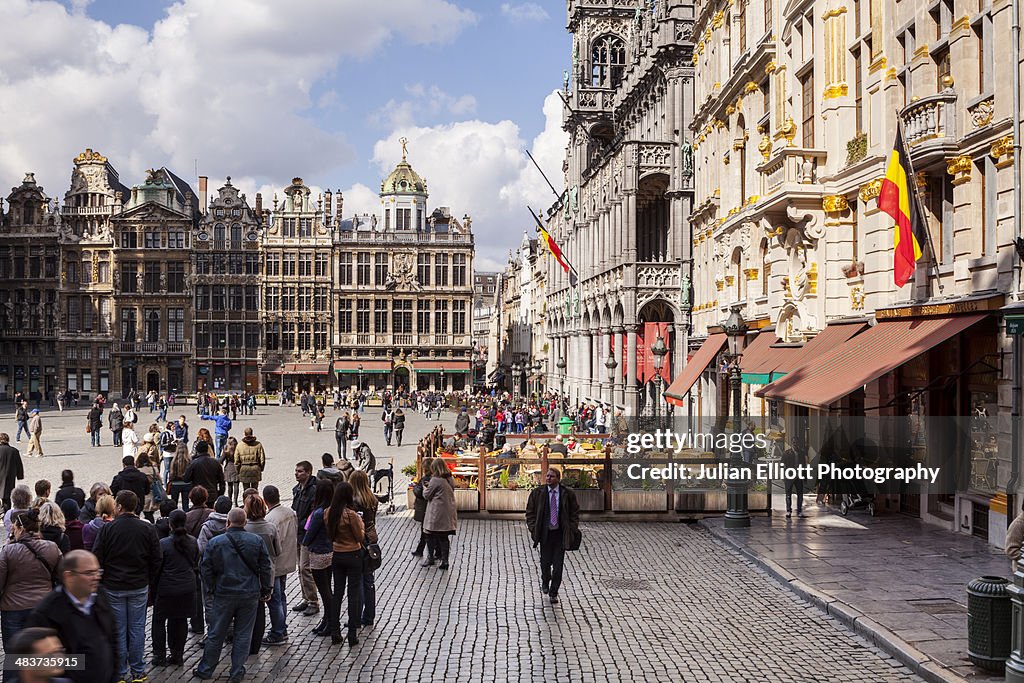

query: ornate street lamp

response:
[440,367,446,393]
[604,353,618,411]
[357,363,364,393]
[722,307,750,529]
[556,356,567,400]
[511,362,521,398]
[650,333,668,419]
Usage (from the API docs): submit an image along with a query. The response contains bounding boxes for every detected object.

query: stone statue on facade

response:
[680,139,694,178]
[136,269,144,293]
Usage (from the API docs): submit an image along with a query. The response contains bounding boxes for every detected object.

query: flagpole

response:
[896,119,944,295]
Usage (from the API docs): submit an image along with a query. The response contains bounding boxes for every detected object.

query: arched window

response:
[760,238,770,297]
[230,223,242,245]
[214,223,226,248]
[591,35,625,88]
[732,247,744,302]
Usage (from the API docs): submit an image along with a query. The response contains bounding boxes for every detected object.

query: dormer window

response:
[215,209,224,218]
[592,35,625,88]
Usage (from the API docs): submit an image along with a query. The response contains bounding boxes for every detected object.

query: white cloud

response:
[371,84,478,130]
[367,90,568,269]
[500,2,550,22]
[0,0,477,193]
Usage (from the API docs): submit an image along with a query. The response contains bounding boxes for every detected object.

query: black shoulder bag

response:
[19,539,58,587]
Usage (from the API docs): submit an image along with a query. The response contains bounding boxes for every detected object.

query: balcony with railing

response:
[899,92,958,167]
[335,231,472,245]
[61,206,113,216]
[116,340,192,355]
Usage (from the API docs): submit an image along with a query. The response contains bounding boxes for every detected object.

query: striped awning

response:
[742,320,869,384]
[664,333,727,407]
[735,331,779,384]
[757,314,986,408]
[414,360,472,374]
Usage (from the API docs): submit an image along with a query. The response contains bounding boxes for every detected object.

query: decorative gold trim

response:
[823,83,849,99]
[822,195,849,213]
[868,56,887,74]
[858,177,884,202]
[951,15,971,31]
[743,81,761,95]
[774,116,797,146]
[725,103,736,115]
[724,275,736,286]
[696,40,705,55]
[822,6,848,19]
[74,148,108,165]
[884,67,898,82]
[757,134,772,162]
[992,135,1015,169]
[946,155,973,185]
[715,280,725,292]
[712,11,725,29]
[807,263,818,295]
[913,44,930,60]
[705,28,713,41]
[765,60,778,75]
[850,286,865,311]
[744,268,760,281]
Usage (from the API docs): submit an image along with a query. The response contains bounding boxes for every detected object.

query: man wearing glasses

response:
[27,550,118,683]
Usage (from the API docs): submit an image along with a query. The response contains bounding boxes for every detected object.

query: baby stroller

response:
[838,475,875,517]
[373,460,396,514]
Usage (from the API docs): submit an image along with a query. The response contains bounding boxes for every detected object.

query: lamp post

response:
[604,353,617,408]
[511,362,521,398]
[650,333,668,419]
[722,307,750,529]
[357,363,363,393]
[556,356,567,401]
[532,360,542,397]
[440,367,446,394]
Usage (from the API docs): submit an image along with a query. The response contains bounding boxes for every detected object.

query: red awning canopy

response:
[734,331,780,377]
[743,320,870,384]
[414,360,472,372]
[757,314,986,408]
[664,333,727,407]
[332,360,392,374]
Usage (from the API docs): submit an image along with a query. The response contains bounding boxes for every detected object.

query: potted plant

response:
[748,480,769,510]
[486,469,535,512]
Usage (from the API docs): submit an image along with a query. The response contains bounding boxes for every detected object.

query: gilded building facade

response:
[544,0,697,414]
[674,0,1019,544]
[0,174,61,401]
[332,148,475,393]
[110,169,197,394]
[193,178,263,392]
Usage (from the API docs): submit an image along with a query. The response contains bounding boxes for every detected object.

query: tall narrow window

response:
[356,299,371,334]
[338,300,353,333]
[981,157,996,256]
[417,253,431,286]
[121,308,137,342]
[852,47,863,134]
[591,35,626,88]
[417,300,431,334]
[339,253,352,285]
[737,5,747,53]
[800,71,815,147]
[168,308,184,342]
[374,253,388,285]
[935,48,951,91]
[357,253,371,285]
[145,309,160,342]
[435,253,449,287]
[434,300,449,334]
[374,299,388,333]
[765,0,773,33]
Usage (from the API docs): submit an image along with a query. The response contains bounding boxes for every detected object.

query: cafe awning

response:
[664,333,727,407]
[332,360,392,374]
[757,314,986,409]
[735,331,780,385]
[415,360,472,374]
[281,363,331,375]
[743,320,869,384]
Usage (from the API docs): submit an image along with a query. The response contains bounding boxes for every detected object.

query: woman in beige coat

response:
[423,459,456,570]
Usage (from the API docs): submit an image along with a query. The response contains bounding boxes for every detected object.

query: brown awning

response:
[664,333,727,407]
[746,320,870,384]
[757,314,986,408]
[282,363,331,375]
[415,360,472,373]
[332,360,392,374]
[735,331,780,379]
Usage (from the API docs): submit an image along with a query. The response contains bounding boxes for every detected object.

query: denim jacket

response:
[200,527,271,597]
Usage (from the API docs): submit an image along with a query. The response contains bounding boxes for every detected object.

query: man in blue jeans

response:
[91,490,161,683]
[262,485,297,645]
[201,407,233,461]
[194,508,272,683]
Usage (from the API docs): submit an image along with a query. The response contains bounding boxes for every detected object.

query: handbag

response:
[151,474,166,504]
[566,528,583,552]
[363,541,382,572]
[85,424,91,434]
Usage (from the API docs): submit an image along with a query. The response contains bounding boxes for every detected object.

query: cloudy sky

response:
[0,0,571,271]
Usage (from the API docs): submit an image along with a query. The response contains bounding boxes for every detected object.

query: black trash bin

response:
[968,575,1012,672]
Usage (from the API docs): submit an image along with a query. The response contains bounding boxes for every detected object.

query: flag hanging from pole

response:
[878,128,926,287]
[530,206,579,287]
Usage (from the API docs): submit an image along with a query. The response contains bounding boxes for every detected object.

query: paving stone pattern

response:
[3,405,919,681]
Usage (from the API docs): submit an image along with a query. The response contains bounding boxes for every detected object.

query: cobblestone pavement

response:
[3,405,920,681]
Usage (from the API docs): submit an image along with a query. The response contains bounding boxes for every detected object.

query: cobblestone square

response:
[2,404,920,681]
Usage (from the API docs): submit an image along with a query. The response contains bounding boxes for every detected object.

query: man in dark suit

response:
[0,433,25,510]
[27,550,118,683]
[525,467,580,604]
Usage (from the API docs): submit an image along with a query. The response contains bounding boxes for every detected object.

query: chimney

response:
[336,192,343,222]
[324,189,333,225]
[255,192,263,216]
[198,176,208,214]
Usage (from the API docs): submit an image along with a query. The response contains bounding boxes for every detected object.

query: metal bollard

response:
[969,575,1012,673]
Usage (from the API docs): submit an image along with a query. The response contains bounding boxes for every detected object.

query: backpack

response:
[159,430,175,451]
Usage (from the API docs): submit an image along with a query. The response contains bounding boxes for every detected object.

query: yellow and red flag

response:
[878,128,926,287]
[531,206,579,287]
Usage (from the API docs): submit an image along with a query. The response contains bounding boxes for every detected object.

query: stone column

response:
[612,326,625,409]
[624,191,638,262]
[626,324,639,416]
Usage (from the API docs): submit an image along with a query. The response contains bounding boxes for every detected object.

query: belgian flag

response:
[878,127,926,287]
[531,207,579,287]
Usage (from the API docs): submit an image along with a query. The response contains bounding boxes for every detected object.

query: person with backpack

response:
[381,406,394,447]
[393,407,406,447]
[159,422,177,482]
[0,507,62,662]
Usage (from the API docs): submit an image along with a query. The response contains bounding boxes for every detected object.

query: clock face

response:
[225,198,234,206]
[197,231,209,241]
